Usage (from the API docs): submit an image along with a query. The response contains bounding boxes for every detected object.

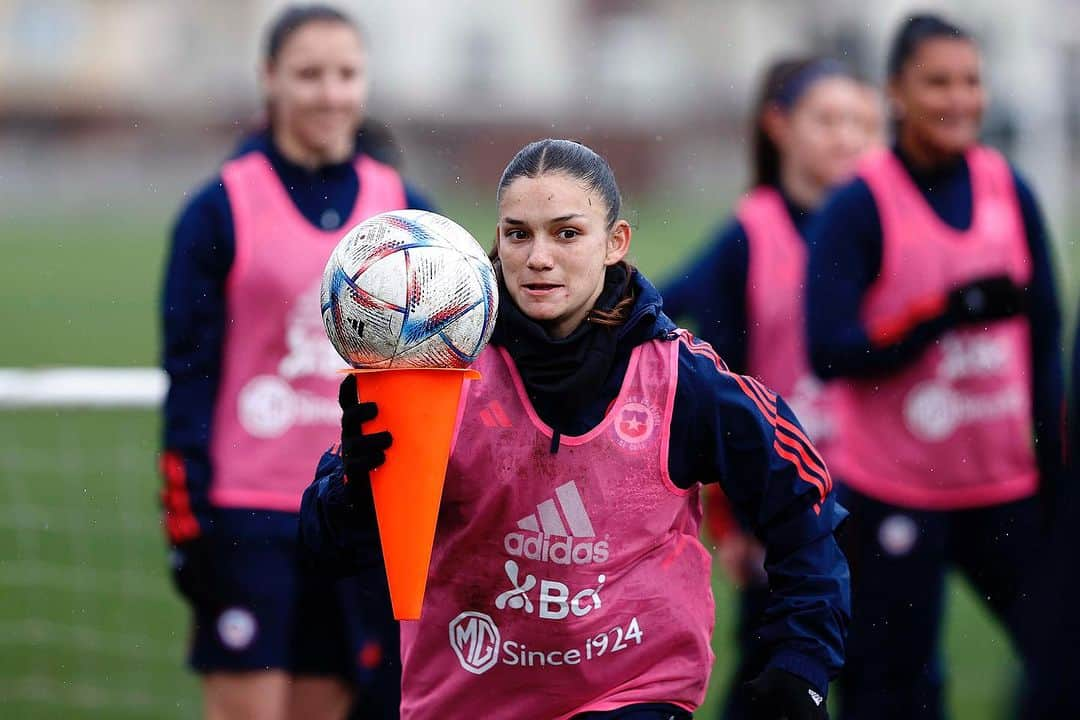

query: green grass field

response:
[0,198,1046,718]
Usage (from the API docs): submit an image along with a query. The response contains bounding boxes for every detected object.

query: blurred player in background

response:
[301,138,849,719]
[806,13,1063,719]
[662,56,872,719]
[160,4,433,718]
[1020,312,1080,717]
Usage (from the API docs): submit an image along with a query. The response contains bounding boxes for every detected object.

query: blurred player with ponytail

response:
[1021,310,1080,718]
[806,13,1064,719]
[662,56,873,719]
[160,4,433,718]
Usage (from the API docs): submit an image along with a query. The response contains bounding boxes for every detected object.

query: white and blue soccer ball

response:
[321,210,499,369]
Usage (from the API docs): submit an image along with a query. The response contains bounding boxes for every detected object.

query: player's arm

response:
[160,179,233,544]
[659,221,750,373]
[299,447,385,575]
[805,180,949,380]
[671,337,848,704]
[805,179,1022,381]
[298,375,388,575]
[1012,169,1065,514]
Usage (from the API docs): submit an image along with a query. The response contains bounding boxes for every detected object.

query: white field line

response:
[0,368,165,408]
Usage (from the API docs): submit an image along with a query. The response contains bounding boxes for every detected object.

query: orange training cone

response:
[348,367,479,620]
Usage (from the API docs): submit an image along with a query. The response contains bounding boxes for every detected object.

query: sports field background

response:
[3,195,1062,719]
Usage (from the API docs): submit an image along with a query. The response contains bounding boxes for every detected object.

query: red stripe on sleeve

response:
[774,429,832,497]
[730,373,777,425]
[773,440,826,508]
[675,329,730,372]
[677,328,828,509]
[743,376,778,416]
[776,415,832,492]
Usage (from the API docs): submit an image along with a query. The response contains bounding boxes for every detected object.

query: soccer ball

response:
[321,210,499,369]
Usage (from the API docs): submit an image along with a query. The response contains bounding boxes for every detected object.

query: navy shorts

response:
[185,509,398,704]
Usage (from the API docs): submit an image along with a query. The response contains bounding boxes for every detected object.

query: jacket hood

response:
[617,268,677,346]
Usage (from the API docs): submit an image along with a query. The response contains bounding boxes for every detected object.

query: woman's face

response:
[497,173,630,338]
[263,21,368,162]
[773,76,868,190]
[889,37,985,157]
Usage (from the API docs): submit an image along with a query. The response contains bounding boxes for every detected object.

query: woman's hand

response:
[339,374,393,496]
[947,274,1026,325]
[715,531,767,589]
[746,668,828,720]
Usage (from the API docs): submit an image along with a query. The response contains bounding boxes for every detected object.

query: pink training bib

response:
[829,146,1037,510]
[210,152,407,512]
[741,187,835,454]
[399,340,715,719]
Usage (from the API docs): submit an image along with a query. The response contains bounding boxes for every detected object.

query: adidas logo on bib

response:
[503,481,609,565]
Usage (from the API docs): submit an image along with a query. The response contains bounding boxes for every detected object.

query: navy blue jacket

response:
[300,271,850,694]
[660,189,814,374]
[160,130,435,538]
[805,147,1063,495]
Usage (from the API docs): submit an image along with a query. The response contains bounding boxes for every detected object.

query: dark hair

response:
[497,139,622,230]
[494,138,635,328]
[265,4,359,64]
[750,57,851,188]
[887,13,972,79]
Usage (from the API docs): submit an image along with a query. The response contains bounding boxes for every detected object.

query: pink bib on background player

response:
[399,339,715,719]
[210,152,407,512]
[829,146,1036,510]
[741,187,835,455]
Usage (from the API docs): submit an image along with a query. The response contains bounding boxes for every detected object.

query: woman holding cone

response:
[301,138,850,720]
[160,4,433,718]
[805,13,1063,719]
[661,56,872,719]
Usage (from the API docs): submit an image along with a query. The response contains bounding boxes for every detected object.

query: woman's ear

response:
[604,219,631,266]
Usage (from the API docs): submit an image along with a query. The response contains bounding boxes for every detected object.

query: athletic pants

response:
[836,487,1046,720]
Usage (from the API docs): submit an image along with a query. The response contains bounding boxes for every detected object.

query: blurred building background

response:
[2,0,1078,239]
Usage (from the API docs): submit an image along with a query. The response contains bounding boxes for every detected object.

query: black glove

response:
[338,374,393,519]
[169,536,217,609]
[947,275,1026,325]
[746,668,828,720]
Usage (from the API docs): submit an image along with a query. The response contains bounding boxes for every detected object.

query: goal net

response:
[0,368,197,718]
[0,368,1019,719]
